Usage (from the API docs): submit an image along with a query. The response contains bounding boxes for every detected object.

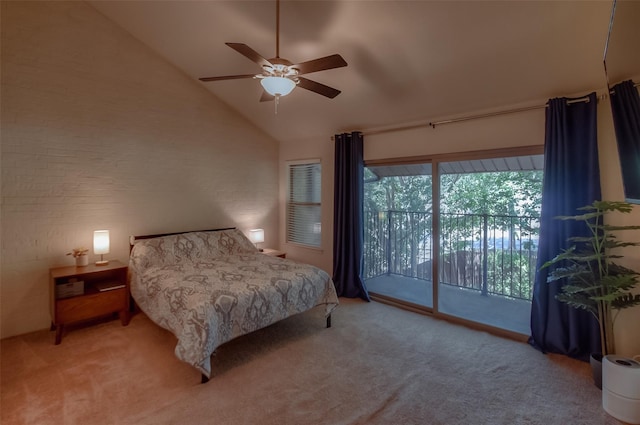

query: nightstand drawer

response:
[56,287,127,323]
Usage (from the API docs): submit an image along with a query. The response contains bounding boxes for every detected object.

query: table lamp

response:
[249,228,264,251]
[93,230,110,266]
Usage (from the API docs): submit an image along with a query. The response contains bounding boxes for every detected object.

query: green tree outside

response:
[364,167,543,300]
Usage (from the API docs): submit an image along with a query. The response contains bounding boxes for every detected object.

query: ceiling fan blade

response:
[260,91,274,102]
[292,54,348,75]
[199,74,256,82]
[297,77,341,99]
[226,43,273,68]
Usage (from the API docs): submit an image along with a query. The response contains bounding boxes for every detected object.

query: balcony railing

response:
[364,210,540,301]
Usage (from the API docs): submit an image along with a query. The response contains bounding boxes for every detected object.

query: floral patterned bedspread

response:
[129,229,339,378]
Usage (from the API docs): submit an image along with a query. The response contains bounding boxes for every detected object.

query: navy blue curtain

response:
[333,132,370,301]
[529,93,602,360]
[610,80,640,203]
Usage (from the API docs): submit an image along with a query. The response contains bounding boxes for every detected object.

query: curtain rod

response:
[610,81,640,95]
[364,96,593,135]
[427,96,598,129]
[332,93,608,140]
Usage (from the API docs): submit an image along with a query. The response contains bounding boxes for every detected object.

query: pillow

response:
[216,229,258,255]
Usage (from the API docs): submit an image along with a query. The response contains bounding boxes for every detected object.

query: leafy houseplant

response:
[67,247,89,258]
[542,200,640,356]
[67,247,89,266]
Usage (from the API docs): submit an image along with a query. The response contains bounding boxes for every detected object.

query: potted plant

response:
[541,200,640,387]
[67,247,89,266]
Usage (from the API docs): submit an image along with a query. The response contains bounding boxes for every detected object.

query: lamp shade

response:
[260,77,296,97]
[249,229,265,244]
[93,230,110,255]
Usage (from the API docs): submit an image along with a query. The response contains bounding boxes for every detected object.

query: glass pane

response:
[286,204,321,247]
[287,161,321,248]
[363,164,433,308]
[438,156,542,334]
[289,163,321,203]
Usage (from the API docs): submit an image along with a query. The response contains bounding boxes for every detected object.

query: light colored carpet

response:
[1,298,621,425]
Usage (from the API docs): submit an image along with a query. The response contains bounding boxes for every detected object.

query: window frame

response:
[285,158,322,249]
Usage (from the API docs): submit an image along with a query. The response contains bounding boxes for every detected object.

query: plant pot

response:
[75,255,89,267]
[590,353,603,390]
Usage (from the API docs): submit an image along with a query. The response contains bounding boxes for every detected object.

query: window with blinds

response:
[286,160,321,248]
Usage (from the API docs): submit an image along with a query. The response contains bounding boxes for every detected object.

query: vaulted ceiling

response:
[88,1,621,144]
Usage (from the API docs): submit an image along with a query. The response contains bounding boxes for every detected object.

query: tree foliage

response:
[365,169,542,217]
[363,167,543,300]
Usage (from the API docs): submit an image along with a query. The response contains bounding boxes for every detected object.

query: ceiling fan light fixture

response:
[198,0,347,101]
[260,76,296,97]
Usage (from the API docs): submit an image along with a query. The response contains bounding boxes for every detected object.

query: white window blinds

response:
[286,161,321,248]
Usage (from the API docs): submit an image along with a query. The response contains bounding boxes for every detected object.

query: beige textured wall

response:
[364,105,546,161]
[1,1,279,338]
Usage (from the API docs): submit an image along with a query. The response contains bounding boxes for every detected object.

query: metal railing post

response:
[386,211,392,275]
[482,213,489,296]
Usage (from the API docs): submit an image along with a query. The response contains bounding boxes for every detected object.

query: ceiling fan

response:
[199,0,347,103]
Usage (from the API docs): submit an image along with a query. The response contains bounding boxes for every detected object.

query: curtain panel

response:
[529,93,602,360]
[333,132,370,301]
[610,80,640,203]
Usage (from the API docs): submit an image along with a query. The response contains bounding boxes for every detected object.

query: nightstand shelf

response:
[50,260,129,344]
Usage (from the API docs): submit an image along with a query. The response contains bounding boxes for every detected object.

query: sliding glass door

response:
[363,150,543,336]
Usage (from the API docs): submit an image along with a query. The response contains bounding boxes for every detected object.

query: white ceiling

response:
[88,1,619,144]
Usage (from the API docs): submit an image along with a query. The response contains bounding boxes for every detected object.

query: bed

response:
[128,228,339,382]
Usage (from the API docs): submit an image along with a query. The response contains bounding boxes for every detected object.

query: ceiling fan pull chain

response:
[274,94,280,114]
[276,0,280,58]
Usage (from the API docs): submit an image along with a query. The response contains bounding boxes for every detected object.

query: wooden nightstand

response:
[262,248,286,258]
[50,260,129,344]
